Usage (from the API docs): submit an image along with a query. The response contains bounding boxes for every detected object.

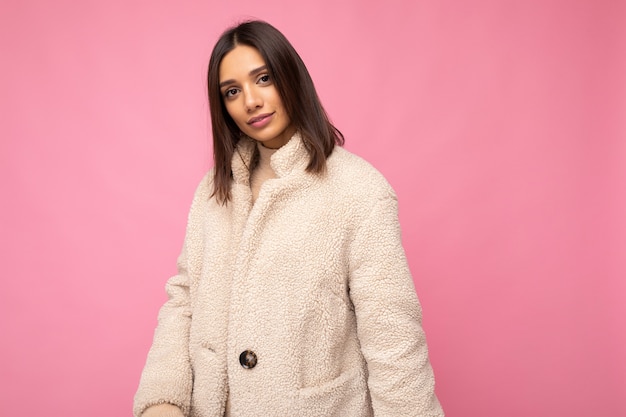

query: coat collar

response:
[231,132,309,185]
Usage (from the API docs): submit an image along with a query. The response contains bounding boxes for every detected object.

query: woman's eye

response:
[258,74,271,84]
[224,88,238,98]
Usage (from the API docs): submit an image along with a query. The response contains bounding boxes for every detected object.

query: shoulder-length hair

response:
[207,20,344,205]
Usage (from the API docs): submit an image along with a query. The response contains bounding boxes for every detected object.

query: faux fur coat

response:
[134,134,444,417]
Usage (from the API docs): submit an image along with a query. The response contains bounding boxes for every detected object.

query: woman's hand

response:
[141,403,185,417]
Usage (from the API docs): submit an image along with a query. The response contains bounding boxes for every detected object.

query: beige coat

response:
[134,135,444,417]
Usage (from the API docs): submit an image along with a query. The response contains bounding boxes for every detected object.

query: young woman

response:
[134,20,444,417]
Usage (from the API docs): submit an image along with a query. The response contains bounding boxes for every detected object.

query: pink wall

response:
[1,1,624,416]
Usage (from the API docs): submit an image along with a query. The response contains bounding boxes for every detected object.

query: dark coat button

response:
[239,350,257,369]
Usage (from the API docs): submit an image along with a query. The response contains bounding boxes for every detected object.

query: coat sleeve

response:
[133,175,211,417]
[348,195,444,417]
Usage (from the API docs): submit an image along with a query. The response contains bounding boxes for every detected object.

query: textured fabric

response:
[134,133,444,417]
[249,142,278,203]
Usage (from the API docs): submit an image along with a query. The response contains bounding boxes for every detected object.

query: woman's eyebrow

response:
[220,65,268,88]
[249,65,268,77]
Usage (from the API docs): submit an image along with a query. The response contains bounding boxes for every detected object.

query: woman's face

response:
[219,45,295,149]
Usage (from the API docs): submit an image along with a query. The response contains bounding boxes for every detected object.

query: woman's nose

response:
[244,86,262,112]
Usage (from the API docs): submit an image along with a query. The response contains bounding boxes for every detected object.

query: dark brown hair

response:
[207,20,344,204]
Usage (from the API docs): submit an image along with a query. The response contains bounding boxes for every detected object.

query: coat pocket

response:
[294,367,373,417]
[189,345,226,417]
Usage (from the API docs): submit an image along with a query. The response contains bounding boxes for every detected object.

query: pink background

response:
[1,1,624,416]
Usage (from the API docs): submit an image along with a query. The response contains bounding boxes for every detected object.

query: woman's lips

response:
[247,112,274,128]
